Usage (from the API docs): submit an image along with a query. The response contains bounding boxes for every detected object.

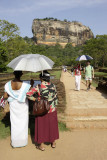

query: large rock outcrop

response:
[32,19,94,47]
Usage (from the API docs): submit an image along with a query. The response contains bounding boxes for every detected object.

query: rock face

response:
[32,19,94,47]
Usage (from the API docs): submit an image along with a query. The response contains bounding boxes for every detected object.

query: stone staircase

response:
[58,71,107,129]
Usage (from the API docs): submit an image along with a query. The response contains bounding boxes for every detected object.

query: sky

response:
[0,0,107,38]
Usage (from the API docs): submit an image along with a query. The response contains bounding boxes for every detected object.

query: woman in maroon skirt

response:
[27,71,59,151]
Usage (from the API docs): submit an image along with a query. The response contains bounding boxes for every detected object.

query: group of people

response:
[3,70,59,151]
[71,61,94,91]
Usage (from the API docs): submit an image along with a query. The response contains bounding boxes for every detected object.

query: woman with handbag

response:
[27,71,59,151]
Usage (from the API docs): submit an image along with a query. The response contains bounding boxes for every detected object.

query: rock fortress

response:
[32,19,94,47]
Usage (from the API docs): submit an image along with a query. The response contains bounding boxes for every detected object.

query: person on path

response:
[27,71,59,151]
[84,61,94,91]
[71,67,74,77]
[3,71,31,148]
[74,64,81,91]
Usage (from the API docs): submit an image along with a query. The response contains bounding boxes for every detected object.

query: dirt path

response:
[1,71,107,160]
[1,130,107,160]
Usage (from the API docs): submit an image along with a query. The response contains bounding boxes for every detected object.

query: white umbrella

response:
[7,54,54,72]
[76,55,93,61]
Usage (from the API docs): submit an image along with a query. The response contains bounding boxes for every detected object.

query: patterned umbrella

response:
[76,55,93,61]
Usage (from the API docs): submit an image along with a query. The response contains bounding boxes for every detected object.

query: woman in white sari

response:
[3,71,31,148]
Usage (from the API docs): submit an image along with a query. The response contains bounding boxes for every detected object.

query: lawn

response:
[22,70,61,80]
[0,121,10,139]
[94,72,107,77]
[52,70,61,79]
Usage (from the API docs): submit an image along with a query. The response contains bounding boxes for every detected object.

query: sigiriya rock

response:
[32,19,94,47]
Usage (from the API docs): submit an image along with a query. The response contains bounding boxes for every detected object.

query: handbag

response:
[32,85,50,116]
[0,96,10,113]
[0,96,6,108]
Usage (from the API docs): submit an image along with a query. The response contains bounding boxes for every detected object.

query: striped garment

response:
[0,96,6,108]
[27,81,58,113]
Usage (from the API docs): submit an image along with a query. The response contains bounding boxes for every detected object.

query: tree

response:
[96,35,107,67]
[6,36,30,61]
[83,35,107,67]
[0,39,7,71]
[23,36,34,45]
[0,20,19,41]
[64,19,67,22]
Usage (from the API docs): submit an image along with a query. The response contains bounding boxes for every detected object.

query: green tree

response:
[0,20,19,41]
[6,36,30,61]
[96,35,107,67]
[0,39,7,71]
[23,36,34,45]
[83,35,107,67]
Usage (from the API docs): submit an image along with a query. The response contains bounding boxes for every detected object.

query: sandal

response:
[51,143,56,148]
[36,145,45,151]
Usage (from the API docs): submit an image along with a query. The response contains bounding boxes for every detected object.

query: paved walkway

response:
[60,71,107,128]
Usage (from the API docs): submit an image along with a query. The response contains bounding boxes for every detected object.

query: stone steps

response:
[65,108,107,116]
[66,120,107,129]
[58,114,107,129]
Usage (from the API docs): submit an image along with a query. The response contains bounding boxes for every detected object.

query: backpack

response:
[85,65,93,71]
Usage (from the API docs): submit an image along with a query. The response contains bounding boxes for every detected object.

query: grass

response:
[0,122,10,139]
[0,110,5,120]
[91,80,98,88]
[0,121,69,139]
[24,72,40,76]
[4,68,13,73]
[94,72,107,77]
[0,115,69,139]
[52,70,61,79]
[21,70,61,80]
[58,121,70,132]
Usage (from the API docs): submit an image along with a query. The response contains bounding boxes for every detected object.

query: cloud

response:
[0,0,106,15]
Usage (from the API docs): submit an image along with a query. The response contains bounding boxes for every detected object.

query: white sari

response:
[5,81,31,148]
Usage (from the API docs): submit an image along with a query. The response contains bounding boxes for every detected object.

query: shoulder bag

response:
[32,85,50,116]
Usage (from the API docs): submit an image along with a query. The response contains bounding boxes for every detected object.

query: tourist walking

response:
[27,71,59,151]
[84,61,94,91]
[3,71,31,148]
[74,64,81,91]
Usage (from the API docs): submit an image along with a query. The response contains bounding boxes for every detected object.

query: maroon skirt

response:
[34,110,59,144]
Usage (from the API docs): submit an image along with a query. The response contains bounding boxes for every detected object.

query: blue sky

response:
[0,0,107,37]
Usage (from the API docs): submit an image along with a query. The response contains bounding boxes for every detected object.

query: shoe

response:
[51,143,56,148]
[36,145,45,151]
[86,88,89,91]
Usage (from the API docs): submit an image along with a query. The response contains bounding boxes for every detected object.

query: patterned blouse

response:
[27,81,58,113]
